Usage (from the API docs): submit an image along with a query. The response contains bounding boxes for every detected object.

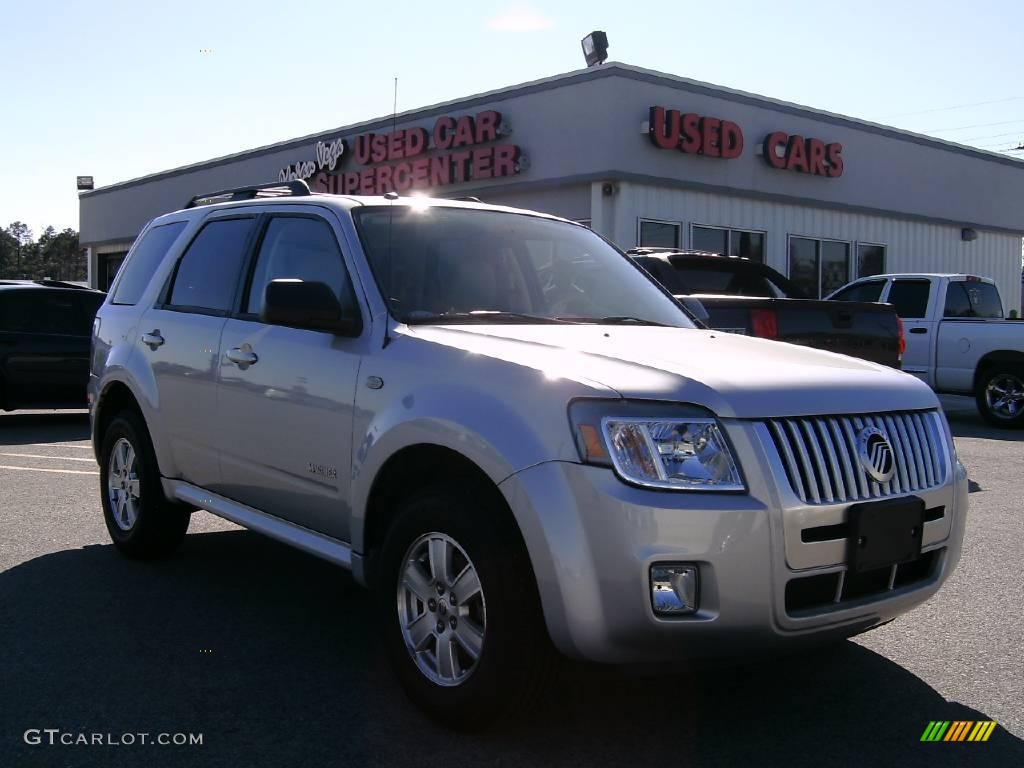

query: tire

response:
[975,366,1024,429]
[376,484,554,730]
[99,410,189,558]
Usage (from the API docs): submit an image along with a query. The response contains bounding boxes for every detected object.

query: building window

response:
[788,236,851,298]
[99,252,128,291]
[856,243,886,278]
[638,219,680,248]
[691,225,765,262]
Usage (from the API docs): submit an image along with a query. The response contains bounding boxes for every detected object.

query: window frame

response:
[854,241,887,280]
[235,211,362,326]
[786,233,853,299]
[637,217,682,249]
[689,223,767,262]
[157,214,260,318]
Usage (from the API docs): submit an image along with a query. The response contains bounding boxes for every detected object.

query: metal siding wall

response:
[618,183,1022,315]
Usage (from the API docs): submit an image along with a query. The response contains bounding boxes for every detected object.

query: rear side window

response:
[887,280,931,319]
[943,282,972,318]
[831,280,885,303]
[0,290,83,335]
[168,218,254,313]
[668,264,775,297]
[112,222,187,305]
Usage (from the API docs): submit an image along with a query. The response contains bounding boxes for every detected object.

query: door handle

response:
[225,345,258,368]
[909,327,928,334]
[141,330,164,349]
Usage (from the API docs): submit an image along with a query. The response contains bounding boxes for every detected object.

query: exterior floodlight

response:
[581,31,608,68]
[77,176,94,191]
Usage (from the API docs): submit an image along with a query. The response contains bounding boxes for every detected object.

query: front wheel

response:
[376,486,554,730]
[975,367,1024,428]
[100,411,190,558]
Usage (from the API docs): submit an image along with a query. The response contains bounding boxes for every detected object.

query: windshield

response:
[353,206,695,327]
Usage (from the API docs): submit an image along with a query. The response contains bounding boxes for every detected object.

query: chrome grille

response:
[766,411,949,504]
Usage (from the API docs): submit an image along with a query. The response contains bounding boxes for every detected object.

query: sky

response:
[0,0,1021,237]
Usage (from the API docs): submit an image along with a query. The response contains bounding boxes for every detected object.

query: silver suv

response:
[90,182,967,728]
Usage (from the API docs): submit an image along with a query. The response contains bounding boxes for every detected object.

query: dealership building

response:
[80,62,1024,312]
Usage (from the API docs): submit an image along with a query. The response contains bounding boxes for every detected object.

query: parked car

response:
[828,274,1024,427]
[0,280,106,410]
[90,182,966,729]
[629,249,903,367]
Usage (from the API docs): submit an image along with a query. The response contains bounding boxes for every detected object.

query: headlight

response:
[569,400,745,491]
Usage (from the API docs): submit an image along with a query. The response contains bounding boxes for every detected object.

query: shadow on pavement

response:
[0,411,90,447]
[2,530,1020,768]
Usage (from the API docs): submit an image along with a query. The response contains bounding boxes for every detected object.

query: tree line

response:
[0,222,86,281]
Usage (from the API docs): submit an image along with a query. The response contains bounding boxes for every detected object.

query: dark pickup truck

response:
[630,249,903,368]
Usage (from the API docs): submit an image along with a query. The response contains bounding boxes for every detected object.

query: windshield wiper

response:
[404,310,578,325]
[556,315,669,327]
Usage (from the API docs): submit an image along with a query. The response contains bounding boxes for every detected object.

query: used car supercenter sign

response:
[279,110,523,195]
[647,105,844,178]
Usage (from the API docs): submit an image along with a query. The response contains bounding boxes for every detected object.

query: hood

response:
[405,324,938,419]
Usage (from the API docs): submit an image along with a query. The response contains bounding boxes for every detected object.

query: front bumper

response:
[498,420,967,664]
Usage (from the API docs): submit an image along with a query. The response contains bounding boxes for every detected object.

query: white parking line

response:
[0,464,99,476]
[0,452,96,463]
[30,443,93,450]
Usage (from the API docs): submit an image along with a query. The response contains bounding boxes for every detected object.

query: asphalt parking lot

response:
[0,397,1021,768]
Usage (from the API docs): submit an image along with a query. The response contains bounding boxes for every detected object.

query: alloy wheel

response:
[985,373,1024,420]
[107,437,141,531]
[396,532,486,687]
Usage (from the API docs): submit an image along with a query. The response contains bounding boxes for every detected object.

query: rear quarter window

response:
[111,221,188,306]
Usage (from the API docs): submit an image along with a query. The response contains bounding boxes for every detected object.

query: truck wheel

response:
[976,367,1024,428]
[100,410,189,558]
[376,485,554,730]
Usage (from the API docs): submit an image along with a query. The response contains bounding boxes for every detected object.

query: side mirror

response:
[677,295,710,324]
[260,279,362,336]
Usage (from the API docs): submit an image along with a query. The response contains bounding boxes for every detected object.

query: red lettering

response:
[680,113,701,154]
[453,116,475,148]
[475,110,500,143]
[785,135,809,173]
[358,168,375,194]
[406,127,428,157]
[720,120,744,159]
[342,172,359,194]
[471,148,494,180]
[411,157,431,188]
[493,145,519,177]
[807,138,827,176]
[370,134,388,163]
[433,116,455,150]
[648,106,679,150]
[311,172,330,193]
[700,117,722,157]
[450,150,472,182]
[376,165,394,193]
[393,162,413,192]
[826,142,844,177]
[387,130,404,161]
[354,134,372,165]
[430,155,451,186]
[763,131,788,169]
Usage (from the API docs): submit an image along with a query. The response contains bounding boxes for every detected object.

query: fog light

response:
[650,564,699,615]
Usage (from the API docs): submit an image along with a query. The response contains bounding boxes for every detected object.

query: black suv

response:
[0,281,106,410]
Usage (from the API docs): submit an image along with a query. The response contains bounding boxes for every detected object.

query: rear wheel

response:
[376,485,554,730]
[100,411,189,557]
[975,367,1024,428]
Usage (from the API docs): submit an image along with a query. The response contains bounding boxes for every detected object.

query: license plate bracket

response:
[847,497,925,573]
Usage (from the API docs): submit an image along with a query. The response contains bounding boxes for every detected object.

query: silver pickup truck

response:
[90,183,967,729]
[830,274,1024,427]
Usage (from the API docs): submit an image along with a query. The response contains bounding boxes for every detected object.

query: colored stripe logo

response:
[921,721,997,742]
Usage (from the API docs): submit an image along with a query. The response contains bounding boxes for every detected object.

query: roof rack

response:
[184,179,311,209]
